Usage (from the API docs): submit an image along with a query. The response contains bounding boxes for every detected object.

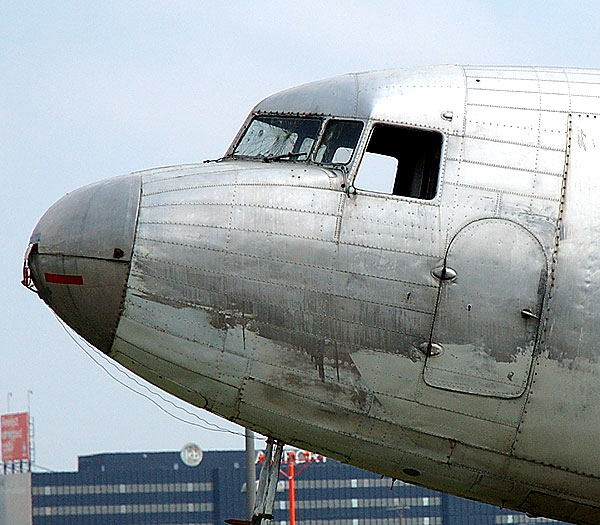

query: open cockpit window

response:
[232,116,322,161]
[354,124,442,200]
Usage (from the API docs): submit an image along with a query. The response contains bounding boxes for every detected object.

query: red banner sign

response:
[1,412,30,462]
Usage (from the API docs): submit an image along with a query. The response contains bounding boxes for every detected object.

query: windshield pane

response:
[233,116,322,160]
[314,120,364,164]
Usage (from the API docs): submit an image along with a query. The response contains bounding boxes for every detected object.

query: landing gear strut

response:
[226,438,284,525]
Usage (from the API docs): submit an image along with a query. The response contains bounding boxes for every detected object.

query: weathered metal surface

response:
[31,173,141,261]
[425,218,547,398]
[26,65,600,523]
[512,114,600,479]
[27,173,141,352]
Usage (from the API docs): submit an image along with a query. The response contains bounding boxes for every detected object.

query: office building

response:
[1,448,564,524]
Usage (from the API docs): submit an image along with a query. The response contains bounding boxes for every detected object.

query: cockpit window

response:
[314,120,364,165]
[232,116,322,161]
[354,124,442,200]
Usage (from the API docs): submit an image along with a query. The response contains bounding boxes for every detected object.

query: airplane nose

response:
[24,173,142,353]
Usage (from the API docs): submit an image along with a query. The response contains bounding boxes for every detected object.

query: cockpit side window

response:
[314,120,364,165]
[354,124,442,200]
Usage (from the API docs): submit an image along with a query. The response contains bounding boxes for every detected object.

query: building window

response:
[354,124,442,199]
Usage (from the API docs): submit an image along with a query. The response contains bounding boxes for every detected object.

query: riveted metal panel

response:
[142,183,237,208]
[570,96,600,114]
[464,105,568,150]
[538,79,572,95]
[539,92,571,112]
[229,199,338,241]
[225,229,333,270]
[234,185,339,214]
[252,66,465,136]
[339,193,442,256]
[28,173,141,352]
[467,88,542,111]
[446,161,564,200]
[467,77,541,94]
[30,254,132,352]
[564,69,600,88]
[464,105,543,145]
[513,114,600,478]
[139,163,238,190]
[33,173,141,261]
[462,136,562,173]
[464,66,543,81]
[425,219,547,398]
[138,199,233,231]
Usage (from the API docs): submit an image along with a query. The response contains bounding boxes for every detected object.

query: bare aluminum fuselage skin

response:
[27,65,600,523]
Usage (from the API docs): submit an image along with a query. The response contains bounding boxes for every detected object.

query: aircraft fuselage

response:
[25,65,600,523]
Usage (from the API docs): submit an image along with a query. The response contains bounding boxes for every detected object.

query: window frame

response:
[350,122,445,202]
[312,119,365,167]
[228,113,366,168]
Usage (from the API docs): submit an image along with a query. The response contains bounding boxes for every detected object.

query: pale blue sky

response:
[2,1,599,471]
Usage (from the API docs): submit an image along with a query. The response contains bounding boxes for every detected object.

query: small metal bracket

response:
[441,110,454,121]
[520,309,539,320]
[343,184,357,197]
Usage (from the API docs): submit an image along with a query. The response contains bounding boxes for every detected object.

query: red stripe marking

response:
[44,273,84,285]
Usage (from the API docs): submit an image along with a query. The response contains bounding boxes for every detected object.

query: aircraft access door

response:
[424,219,547,398]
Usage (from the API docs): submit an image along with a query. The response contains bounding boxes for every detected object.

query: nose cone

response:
[26,173,141,353]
